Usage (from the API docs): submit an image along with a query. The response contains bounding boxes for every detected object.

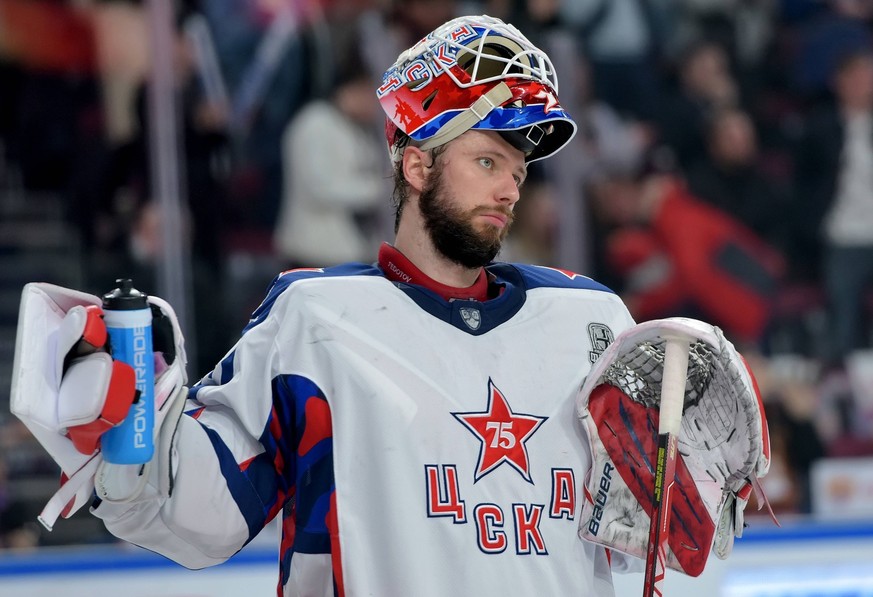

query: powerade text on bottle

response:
[101,279,154,464]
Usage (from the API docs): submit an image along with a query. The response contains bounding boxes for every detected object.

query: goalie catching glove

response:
[577,317,774,577]
[10,283,188,530]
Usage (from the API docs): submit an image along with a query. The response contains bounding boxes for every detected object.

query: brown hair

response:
[390,134,449,232]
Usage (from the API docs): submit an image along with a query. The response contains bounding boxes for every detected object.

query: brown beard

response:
[419,160,515,269]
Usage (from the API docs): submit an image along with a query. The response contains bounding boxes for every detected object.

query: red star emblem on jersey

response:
[453,379,547,484]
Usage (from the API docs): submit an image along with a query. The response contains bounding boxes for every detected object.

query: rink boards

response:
[1,518,873,597]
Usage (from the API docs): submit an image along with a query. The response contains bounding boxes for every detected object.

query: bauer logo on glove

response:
[576,317,776,577]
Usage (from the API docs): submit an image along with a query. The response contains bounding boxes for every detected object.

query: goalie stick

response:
[642,334,691,597]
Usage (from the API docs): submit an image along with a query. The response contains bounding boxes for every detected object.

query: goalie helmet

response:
[377,14,576,163]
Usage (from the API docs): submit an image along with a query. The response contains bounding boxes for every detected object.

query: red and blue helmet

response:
[377,15,577,163]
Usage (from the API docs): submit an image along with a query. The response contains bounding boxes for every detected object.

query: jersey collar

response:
[378,243,490,302]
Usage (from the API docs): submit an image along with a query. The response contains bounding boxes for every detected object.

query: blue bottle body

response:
[101,283,155,464]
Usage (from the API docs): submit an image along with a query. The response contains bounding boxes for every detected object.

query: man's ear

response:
[402,146,429,193]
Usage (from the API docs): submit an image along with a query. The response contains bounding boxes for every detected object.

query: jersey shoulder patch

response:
[499,263,616,294]
[245,262,383,331]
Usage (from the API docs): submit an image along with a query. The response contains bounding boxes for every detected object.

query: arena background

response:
[2,0,873,595]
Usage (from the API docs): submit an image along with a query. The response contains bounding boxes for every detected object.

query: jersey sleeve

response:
[92,276,302,569]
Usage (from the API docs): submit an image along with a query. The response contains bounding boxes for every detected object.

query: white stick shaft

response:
[643,334,692,597]
[659,337,690,435]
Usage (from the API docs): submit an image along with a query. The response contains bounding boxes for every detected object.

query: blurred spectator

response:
[389,0,459,40]
[789,0,873,99]
[657,38,740,169]
[142,10,232,273]
[106,199,229,374]
[589,157,784,345]
[272,41,386,268]
[551,47,652,276]
[675,0,776,63]
[358,0,460,81]
[573,53,654,183]
[764,357,828,514]
[500,179,559,266]
[778,0,830,24]
[0,0,99,193]
[793,48,873,364]
[560,0,666,120]
[198,0,325,234]
[685,106,790,250]
[673,0,777,98]
[65,4,231,271]
[482,0,563,48]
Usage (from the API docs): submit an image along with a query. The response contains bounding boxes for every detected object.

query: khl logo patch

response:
[588,322,614,364]
[459,307,482,330]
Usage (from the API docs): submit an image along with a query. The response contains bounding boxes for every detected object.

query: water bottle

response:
[100,279,155,464]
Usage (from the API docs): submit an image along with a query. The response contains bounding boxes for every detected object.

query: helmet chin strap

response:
[418,82,512,151]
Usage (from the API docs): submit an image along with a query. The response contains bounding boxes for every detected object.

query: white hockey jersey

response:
[94,251,636,596]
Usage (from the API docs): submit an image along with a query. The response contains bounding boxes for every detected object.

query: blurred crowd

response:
[3,0,873,546]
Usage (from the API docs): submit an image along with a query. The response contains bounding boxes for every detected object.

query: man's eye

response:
[479,157,493,169]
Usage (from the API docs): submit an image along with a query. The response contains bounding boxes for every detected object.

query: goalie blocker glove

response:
[576,317,775,576]
[10,283,188,530]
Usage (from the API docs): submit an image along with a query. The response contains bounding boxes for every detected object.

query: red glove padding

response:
[65,358,137,454]
[55,303,138,455]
